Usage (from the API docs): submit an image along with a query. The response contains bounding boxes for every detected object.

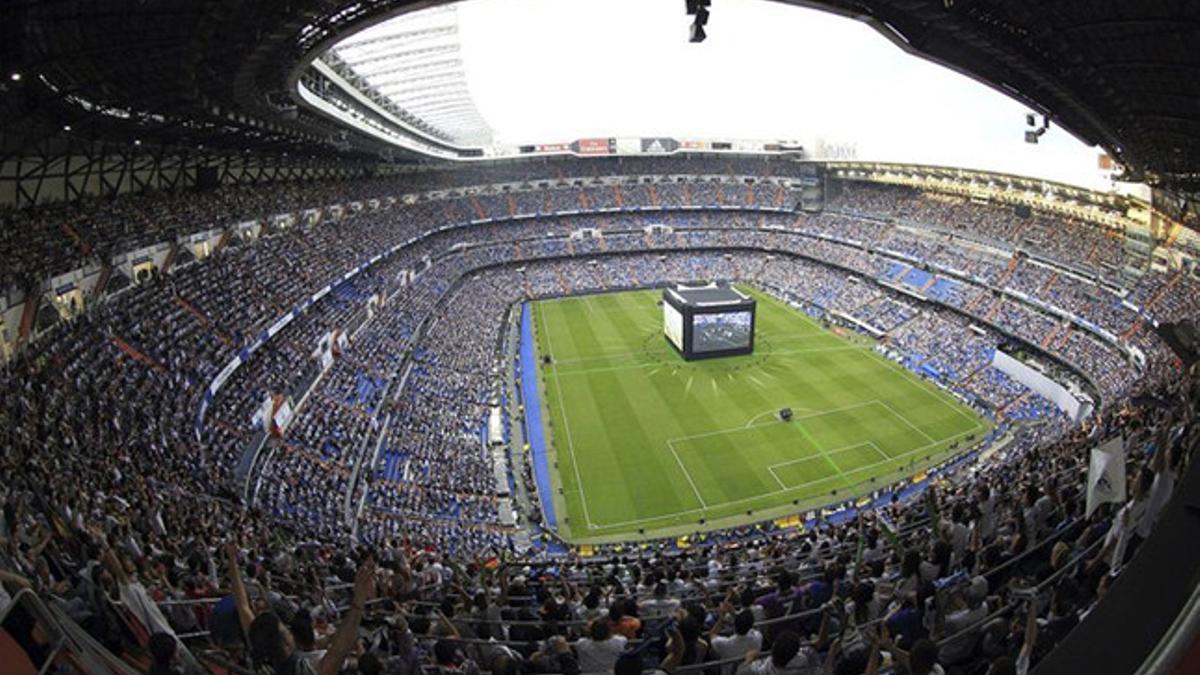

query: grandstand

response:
[1,2,1200,675]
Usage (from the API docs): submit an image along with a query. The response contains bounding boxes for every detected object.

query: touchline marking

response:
[670,444,708,509]
[877,399,937,444]
[539,302,594,528]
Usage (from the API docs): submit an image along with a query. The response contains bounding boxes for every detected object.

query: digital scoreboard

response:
[662,282,756,360]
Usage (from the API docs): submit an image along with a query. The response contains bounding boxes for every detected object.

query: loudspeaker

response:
[780,408,793,422]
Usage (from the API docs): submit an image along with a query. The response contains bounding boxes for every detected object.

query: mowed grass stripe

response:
[532,286,988,541]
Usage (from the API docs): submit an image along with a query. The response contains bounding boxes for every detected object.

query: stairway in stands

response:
[1040,271,1060,296]
[1041,322,1063,349]
[14,294,38,350]
[111,336,166,371]
[159,243,179,276]
[997,391,1031,420]
[470,195,487,220]
[994,254,1021,288]
[1122,270,1184,340]
[213,229,232,253]
[175,295,234,346]
[61,221,92,257]
[93,264,114,298]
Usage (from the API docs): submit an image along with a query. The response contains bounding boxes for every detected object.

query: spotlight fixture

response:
[9,72,20,82]
[1024,113,1050,144]
[685,0,710,43]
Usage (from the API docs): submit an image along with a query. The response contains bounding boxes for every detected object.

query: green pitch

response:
[531,286,988,543]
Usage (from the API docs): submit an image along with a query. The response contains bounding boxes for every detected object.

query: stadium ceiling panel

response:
[1,1,1198,195]
[319,4,494,147]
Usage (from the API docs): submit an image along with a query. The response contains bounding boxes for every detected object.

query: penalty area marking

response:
[590,420,984,530]
[670,445,708,509]
[766,441,888,489]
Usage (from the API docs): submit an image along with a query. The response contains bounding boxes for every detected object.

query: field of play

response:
[530,286,988,542]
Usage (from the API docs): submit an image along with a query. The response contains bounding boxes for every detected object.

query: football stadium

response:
[1,1,1199,674]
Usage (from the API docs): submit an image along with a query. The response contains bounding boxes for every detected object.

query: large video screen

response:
[692,311,752,353]
[663,302,684,350]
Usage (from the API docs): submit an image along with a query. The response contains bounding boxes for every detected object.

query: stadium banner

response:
[536,143,569,153]
[681,140,708,150]
[575,138,613,155]
[1086,437,1126,517]
[488,406,505,446]
[271,395,295,436]
[615,137,641,155]
[252,393,275,433]
[991,350,1090,421]
[641,137,679,154]
[266,314,293,338]
[313,331,337,371]
[210,357,242,396]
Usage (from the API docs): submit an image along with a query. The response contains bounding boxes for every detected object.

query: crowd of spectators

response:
[0,166,1197,675]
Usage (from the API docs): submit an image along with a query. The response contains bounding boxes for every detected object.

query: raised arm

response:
[317,557,376,675]
[224,542,255,634]
[660,625,686,674]
[1019,599,1039,665]
[0,568,32,591]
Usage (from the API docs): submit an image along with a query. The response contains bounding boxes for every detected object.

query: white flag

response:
[1086,437,1126,518]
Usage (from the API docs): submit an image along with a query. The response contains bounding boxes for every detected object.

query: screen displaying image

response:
[663,302,684,350]
[693,311,752,352]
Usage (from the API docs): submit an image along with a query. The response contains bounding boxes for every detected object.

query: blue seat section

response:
[883,261,907,281]
[926,278,959,302]
[902,268,932,289]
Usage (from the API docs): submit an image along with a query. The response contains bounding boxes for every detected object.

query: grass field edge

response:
[528,285,993,545]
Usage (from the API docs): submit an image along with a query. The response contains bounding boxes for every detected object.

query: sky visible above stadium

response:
[451,0,1112,189]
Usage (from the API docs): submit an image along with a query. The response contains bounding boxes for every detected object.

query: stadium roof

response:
[320,4,493,147]
[1,1,1198,192]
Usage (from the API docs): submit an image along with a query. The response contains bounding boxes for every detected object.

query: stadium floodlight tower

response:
[662,282,756,360]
